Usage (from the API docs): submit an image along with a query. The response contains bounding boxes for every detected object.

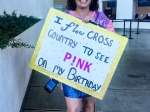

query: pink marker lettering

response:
[64,52,72,61]
[63,52,92,73]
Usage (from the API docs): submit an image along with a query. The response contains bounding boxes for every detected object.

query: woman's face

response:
[75,0,92,9]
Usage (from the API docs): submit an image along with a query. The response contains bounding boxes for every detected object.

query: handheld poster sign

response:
[30,8,128,99]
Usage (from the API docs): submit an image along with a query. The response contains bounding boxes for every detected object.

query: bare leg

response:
[82,97,96,112]
[65,97,83,112]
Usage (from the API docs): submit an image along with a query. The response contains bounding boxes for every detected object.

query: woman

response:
[45,0,114,112]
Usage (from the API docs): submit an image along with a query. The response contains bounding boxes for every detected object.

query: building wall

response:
[0,48,32,112]
[0,0,53,18]
[0,21,43,112]
[116,0,134,19]
[133,0,138,19]
[54,0,66,10]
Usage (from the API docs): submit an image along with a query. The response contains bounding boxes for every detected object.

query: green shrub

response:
[0,11,40,49]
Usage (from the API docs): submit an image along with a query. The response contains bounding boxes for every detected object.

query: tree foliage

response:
[0,11,40,49]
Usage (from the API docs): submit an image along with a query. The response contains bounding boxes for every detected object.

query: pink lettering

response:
[76,58,85,70]
[64,52,72,61]
[84,62,92,73]
[63,52,92,73]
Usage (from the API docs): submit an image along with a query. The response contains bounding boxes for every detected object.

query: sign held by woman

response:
[30,8,128,99]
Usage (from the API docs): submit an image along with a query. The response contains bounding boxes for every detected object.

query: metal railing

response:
[112,19,150,39]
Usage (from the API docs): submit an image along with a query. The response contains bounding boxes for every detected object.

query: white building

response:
[53,0,150,29]
[54,0,150,20]
[0,1,150,112]
[0,0,150,20]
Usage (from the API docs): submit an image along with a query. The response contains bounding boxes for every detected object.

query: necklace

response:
[69,10,95,21]
[75,10,91,19]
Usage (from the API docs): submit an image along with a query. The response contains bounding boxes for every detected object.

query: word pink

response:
[64,52,92,73]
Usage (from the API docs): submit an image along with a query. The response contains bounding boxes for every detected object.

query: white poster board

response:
[30,8,128,99]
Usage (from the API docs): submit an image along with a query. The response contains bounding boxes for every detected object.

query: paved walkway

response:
[22,29,150,112]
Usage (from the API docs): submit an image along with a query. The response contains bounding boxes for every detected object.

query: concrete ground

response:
[22,29,150,112]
